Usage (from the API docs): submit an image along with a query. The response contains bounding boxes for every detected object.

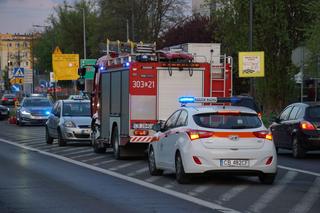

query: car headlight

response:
[21,110,31,115]
[64,121,76,128]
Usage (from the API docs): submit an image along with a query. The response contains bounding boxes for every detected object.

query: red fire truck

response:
[90,42,232,159]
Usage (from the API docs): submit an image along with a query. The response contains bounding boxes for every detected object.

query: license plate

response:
[81,129,90,134]
[1,111,8,115]
[220,159,249,167]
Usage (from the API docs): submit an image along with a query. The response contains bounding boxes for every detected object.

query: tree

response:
[158,15,217,48]
[212,0,312,112]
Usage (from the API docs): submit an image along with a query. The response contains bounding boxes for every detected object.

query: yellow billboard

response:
[239,51,265,77]
[52,54,79,80]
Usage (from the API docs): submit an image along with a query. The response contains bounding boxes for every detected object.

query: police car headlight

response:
[21,110,31,115]
[64,121,76,128]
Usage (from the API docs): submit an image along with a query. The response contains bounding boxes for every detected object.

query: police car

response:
[148,97,277,184]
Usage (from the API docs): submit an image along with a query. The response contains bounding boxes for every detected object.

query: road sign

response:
[52,54,79,80]
[13,67,24,77]
[239,51,265,78]
[10,77,24,84]
[80,59,96,79]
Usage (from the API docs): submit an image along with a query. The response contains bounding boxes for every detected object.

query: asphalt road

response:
[0,120,319,213]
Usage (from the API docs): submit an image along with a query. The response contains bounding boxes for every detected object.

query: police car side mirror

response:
[152,123,162,132]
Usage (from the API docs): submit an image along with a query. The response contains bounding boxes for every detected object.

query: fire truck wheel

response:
[148,147,163,176]
[112,126,122,160]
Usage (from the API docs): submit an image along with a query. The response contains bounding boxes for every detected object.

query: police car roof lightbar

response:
[179,96,241,105]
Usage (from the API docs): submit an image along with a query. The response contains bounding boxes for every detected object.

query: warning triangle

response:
[53,46,62,54]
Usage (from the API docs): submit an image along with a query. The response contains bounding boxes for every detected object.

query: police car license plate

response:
[220,159,249,167]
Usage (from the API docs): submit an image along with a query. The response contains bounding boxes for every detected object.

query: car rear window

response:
[23,98,52,107]
[193,112,262,129]
[306,106,320,120]
[4,94,15,98]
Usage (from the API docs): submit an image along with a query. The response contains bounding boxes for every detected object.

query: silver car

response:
[45,100,91,146]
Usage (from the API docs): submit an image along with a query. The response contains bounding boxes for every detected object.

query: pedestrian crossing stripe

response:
[13,67,24,77]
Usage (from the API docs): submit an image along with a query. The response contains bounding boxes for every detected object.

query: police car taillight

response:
[187,130,214,141]
[253,130,272,141]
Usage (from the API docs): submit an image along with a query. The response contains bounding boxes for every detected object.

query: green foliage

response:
[212,0,311,113]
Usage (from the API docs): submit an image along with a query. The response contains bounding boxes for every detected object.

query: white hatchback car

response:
[148,97,277,184]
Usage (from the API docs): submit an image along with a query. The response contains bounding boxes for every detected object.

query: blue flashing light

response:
[230,97,240,103]
[45,111,51,115]
[179,96,195,104]
[124,62,130,67]
[99,65,105,71]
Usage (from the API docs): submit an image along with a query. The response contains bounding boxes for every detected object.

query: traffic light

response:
[76,77,85,91]
[78,67,86,77]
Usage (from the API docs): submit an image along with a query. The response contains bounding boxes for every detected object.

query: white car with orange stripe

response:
[148,97,277,184]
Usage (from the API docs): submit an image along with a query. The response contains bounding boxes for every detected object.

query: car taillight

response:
[134,130,149,136]
[300,121,316,130]
[2,98,8,101]
[253,130,272,140]
[13,98,17,101]
[187,130,214,141]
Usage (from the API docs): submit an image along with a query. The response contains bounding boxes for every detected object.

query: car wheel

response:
[148,147,163,176]
[16,118,19,125]
[45,127,54,145]
[292,136,305,158]
[58,129,67,146]
[92,125,106,153]
[259,173,276,184]
[112,126,122,160]
[175,152,190,184]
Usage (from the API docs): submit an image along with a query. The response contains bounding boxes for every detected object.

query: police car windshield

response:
[63,102,90,116]
[23,98,52,107]
[193,112,262,129]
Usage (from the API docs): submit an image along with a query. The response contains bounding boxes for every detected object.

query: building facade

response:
[192,0,220,17]
[0,33,33,90]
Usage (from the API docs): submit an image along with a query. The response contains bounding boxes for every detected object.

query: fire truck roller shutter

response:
[157,68,204,121]
[130,95,157,120]
[101,72,111,139]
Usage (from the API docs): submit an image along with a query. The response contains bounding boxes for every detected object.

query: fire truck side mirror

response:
[76,78,85,91]
[78,67,86,77]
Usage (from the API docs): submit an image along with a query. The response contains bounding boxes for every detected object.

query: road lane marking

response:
[71,152,96,159]
[127,167,148,176]
[81,155,106,163]
[247,171,297,213]
[145,176,162,183]
[63,149,92,157]
[109,161,142,171]
[0,137,240,213]
[289,177,320,213]
[215,185,248,205]
[163,181,177,189]
[278,165,320,177]
[92,159,116,166]
[188,185,210,197]
[54,147,89,154]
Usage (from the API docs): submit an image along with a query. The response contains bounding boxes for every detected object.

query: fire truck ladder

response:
[210,55,233,98]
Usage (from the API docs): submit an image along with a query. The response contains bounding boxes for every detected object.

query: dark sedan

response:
[0,104,10,119]
[270,102,320,158]
[1,94,17,105]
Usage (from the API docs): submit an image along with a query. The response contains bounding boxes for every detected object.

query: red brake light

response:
[300,121,316,130]
[187,130,214,141]
[2,98,8,101]
[253,130,272,140]
[134,130,149,136]
[13,98,17,101]
[217,110,240,115]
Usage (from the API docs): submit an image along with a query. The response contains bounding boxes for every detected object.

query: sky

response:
[0,0,74,34]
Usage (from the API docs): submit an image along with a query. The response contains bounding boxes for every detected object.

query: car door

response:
[50,101,61,138]
[284,105,301,148]
[158,110,181,169]
[270,106,293,148]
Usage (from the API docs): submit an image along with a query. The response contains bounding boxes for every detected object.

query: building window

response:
[24,42,28,47]
[26,62,29,66]
[8,43,12,47]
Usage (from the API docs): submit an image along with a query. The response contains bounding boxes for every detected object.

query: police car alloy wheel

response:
[148,147,163,176]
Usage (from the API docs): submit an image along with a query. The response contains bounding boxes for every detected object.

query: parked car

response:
[0,104,10,119]
[16,97,53,126]
[270,102,320,158]
[148,97,277,184]
[1,94,17,105]
[45,99,91,146]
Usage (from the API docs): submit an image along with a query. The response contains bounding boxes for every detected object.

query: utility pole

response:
[249,0,254,96]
